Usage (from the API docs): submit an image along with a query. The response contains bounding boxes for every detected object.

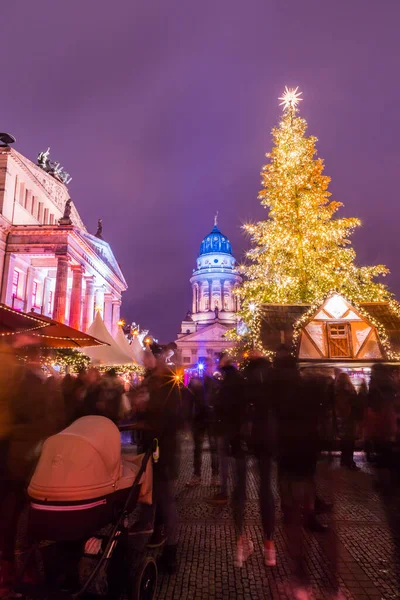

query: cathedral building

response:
[175,218,242,368]
[0,140,127,335]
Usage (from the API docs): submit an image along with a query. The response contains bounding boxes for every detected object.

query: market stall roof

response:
[29,313,107,348]
[85,311,133,366]
[130,336,145,365]
[0,303,50,337]
[114,325,143,365]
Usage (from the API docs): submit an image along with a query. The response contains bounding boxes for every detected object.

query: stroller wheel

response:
[131,556,157,600]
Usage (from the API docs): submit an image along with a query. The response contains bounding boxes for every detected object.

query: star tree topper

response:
[278,86,302,112]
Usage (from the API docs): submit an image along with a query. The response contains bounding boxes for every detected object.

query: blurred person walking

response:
[245,351,277,567]
[207,354,251,567]
[185,366,219,487]
[0,341,52,595]
[274,350,326,598]
[131,349,183,574]
[334,372,361,470]
[367,364,398,469]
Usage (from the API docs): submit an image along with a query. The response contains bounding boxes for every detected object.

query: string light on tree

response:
[233,86,391,348]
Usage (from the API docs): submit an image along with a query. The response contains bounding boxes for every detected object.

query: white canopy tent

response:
[85,311,133,366]
[114,325,143,365]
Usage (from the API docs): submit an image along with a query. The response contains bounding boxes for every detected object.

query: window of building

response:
[38,202,43,222]
[327,322,351,358]
[32,197,38,218]
[43,208,49,224]
[191,349,197,355]
[32,281,39,308]
[24,189,29,209]
[19,182,25,205]
[12,270,19,298]
[183,356,191,364]
[47,290,53,315]
[49,213,54,225]
[14,176,19,203]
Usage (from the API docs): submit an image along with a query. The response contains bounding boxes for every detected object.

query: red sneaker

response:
[264,540,276,567]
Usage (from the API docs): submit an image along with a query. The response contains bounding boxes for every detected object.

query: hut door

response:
[327,322,351,358]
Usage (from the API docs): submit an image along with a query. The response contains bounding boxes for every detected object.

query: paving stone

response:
[155,442,400,599]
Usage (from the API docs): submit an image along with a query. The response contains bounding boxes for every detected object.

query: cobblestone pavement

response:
[156,439,400,600]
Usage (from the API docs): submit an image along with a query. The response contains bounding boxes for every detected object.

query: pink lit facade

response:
[0,146,127,334]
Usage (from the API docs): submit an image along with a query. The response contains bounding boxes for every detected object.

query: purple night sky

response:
[2,1,400,341]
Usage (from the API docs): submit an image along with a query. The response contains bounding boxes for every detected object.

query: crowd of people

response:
[0,340,399,599]
[182,348,400,598]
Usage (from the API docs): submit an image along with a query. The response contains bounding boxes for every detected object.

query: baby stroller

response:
[16,415,157,600]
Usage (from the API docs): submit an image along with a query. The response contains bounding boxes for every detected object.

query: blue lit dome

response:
[199,224,233,256]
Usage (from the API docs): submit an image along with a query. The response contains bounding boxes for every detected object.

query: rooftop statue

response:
[59,198,73,225]
[37,147,72,185]
[95,218,103,239]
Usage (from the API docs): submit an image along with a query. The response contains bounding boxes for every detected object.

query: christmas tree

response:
[238,87,390,342]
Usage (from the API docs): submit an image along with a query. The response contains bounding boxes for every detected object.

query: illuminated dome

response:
[199,224,233,256]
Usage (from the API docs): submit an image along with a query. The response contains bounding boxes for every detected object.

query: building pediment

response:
[78,231,127,288]
[176,322,230,343]
[10,149,86,231]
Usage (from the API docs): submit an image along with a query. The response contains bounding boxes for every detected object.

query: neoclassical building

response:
[0,141,127,334]
[175,219,242,368]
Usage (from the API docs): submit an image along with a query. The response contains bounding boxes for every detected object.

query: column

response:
[82,276,95,331]
[0,252,16,305]
[53,254,69,323]
[69,265,84,330]
[112,299,121,337]
[42,275,52,315]
[25,266,36,313]
[192,284,196,314]
[220,279,224,310]
[208,280,212,311]
[202,282,208,311]
[104,294,113,333]
[95,286,105,316]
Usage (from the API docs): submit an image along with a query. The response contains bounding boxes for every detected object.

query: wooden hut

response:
[260,293,400,371]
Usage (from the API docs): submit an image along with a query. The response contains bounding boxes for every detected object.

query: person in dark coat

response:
[334,372,361,469]
[0,344,50,595]
[207,354,252,567]
[245,352,277,567]
[131,351,183,574]
[367,365,398,468]
[274,351,326,596]
[185,368,219,487]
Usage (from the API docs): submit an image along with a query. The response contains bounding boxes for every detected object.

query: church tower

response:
[175,217,242,368]
[190,216,242,324]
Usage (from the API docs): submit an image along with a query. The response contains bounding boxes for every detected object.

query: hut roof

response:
[260,304,310,331]
[361,302,400,355]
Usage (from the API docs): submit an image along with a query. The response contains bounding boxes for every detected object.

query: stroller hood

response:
[28,416,123,501]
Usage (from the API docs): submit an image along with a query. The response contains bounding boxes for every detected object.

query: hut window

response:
[327,322,351,358]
